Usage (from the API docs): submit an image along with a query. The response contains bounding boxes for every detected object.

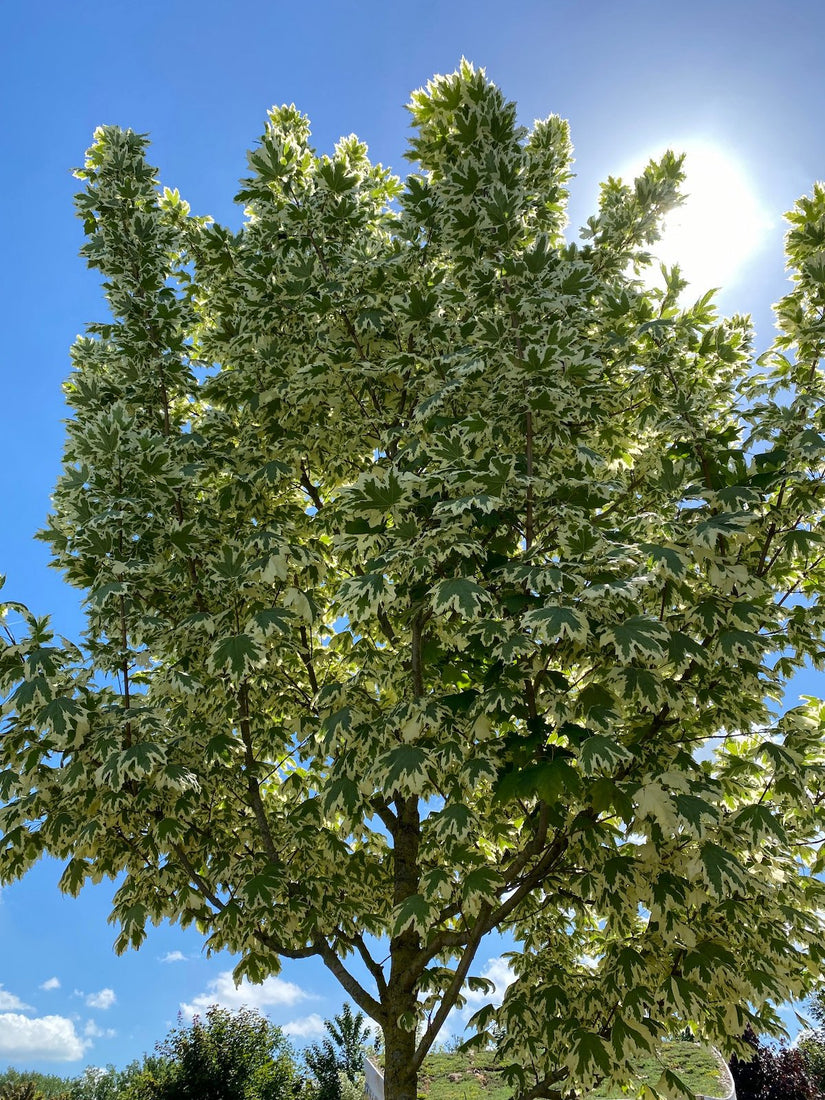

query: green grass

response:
[413,1043,729,1099]
[588,1042,726,1096]
[417,1051,512,1100]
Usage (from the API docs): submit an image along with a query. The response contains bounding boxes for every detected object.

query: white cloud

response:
[0,1013,89,1061]
[439,956,517,1045]
[180,971,313,1020]
[40,977,61,992]
[283,1013,326,1039]
[0,986,31,1011]
[160,951,187,964]
[85,989,116,1010]
[463,956,514,1006]
[84,1020,117,1039]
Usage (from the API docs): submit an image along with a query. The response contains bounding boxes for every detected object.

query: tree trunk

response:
[382,794,422,1100]
[383,1017,418,1100]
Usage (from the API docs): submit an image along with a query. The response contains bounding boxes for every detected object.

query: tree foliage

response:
[3,60,825,1100]
[136,1006,297,1100]
[730,1027,822,1100]
[798,989,825,1095]
[0,1082,45,1100]
[305,1004,372,1100]
[0,1069,72,1100]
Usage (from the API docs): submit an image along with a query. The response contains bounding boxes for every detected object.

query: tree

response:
[799,988,825,1094]
[305,1004,372,1100]
[2,59,825,1100]
[55,1064,152,1100]
[0,1069,72,1100]
[0,1083,45,1100]
[134,1005,297,1100]
[730,1027,822,1100]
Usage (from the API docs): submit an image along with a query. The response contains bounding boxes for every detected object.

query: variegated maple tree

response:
[3,61,825,1100]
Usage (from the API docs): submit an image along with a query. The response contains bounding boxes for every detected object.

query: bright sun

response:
[624,143,772,293]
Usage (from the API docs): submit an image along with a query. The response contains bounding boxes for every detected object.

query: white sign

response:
[364,1057,384,1100]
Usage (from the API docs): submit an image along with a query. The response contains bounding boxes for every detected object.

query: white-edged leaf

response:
[602,616,669,663]
[208,633,265,679]
[523,604,589,645]
[430,578,491,619]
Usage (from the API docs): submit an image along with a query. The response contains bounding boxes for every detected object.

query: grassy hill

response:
[413,1043,730,1099]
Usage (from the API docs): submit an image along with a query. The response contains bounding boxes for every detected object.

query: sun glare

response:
[625,143,772,294]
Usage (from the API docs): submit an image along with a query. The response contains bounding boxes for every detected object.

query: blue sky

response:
[2,0,824,1076]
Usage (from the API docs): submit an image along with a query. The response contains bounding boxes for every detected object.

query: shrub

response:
[141,1005,298,1100]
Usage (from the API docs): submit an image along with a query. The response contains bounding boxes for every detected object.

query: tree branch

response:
[300,460,324,511]
[370,797,398,833]
[298,625,319,697]
[413,904,492,1071]
[411,613,424,698]
[237,682,279,864]
[344,931,389,1000]
[314,936,386,1022]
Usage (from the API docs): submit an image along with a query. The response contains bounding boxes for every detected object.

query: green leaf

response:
[536,757,582,802]
[523,604,589,645]
[579,735,633,776]
[208,633,264,679]
[578,682,619,729]
[239,865,283,908]
[602,616,670,663]
[155,818,184,844]
[245,608,294,639]
[672,793,719,837]
[589,778,632,822]
[692,511,751,549]
[376,745,430,794]
[430,578,491,619]
[699,842,748,898]
[732,803,787,845]
[392,894,436,936]
[205,732,238,761]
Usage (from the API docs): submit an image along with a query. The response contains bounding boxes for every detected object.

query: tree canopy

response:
[3,60,825,1100]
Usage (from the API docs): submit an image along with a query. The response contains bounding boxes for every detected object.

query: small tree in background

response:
[305,1005,372,1100]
